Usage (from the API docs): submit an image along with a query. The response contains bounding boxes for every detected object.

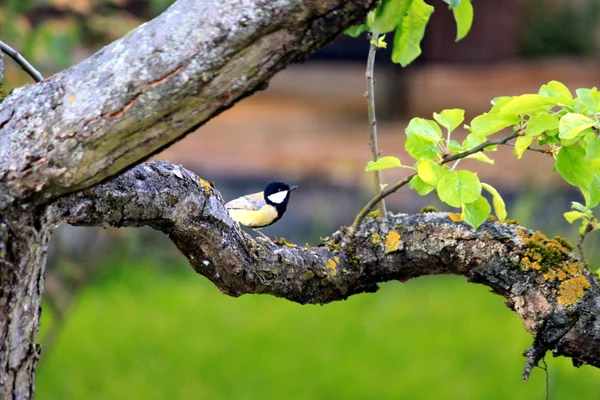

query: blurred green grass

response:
[36,252,600,399]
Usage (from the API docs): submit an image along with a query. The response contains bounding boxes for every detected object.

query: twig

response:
[0,40,43,82]
[365,33,386,217]
[503,142,552,155]
[442,131,520,163]
[540,358,550,400]
[576,219,594,262]
[351,131,521,233]
[351,173,415,232]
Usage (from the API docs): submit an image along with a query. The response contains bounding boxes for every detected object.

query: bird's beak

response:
[289,185,298,191]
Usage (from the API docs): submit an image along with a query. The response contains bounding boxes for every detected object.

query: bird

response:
[225,182,297,239]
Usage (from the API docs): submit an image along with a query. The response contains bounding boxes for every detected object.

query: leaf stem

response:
[366,32,386,217]
[0,40,43,83]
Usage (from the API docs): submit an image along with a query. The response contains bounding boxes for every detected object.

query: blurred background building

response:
[2,0,600,398]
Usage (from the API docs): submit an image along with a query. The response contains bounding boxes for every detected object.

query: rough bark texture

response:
[0,0,377,398]
[0,0,376,208]
[52,161,600,380]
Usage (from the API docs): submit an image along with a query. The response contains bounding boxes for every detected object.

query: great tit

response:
[226,182,297,238]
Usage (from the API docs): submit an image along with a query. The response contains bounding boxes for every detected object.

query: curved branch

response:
[0,0,376,207]
[50,160,600,379]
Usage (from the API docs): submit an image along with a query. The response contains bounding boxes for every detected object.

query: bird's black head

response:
[263,182,297,210]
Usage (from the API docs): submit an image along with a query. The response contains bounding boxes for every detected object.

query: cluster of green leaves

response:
[346,0,473,66]
[367,80,600,232]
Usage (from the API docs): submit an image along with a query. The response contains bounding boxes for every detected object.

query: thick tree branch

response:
[51,161,600,379]
[0,0,376,208]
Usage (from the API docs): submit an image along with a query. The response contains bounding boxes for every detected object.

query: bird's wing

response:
[225,191,265,211]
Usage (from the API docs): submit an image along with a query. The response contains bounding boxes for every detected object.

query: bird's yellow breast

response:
[228,205,279,228]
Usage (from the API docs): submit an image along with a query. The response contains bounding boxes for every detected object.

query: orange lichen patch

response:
[199,178,213,195]
[448,213,462,222]
[384,231,401,254]
[557,275,591,306]
[518,230,573,272]
[371,232,381,245]
[326,256,339,277]
[543,266,568,282]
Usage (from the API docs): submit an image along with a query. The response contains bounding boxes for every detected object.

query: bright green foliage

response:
[461,195,491,228]
[558,113,596,140]
[481,183,507,221]
[513,136,533,159]
[417,160,447,186]
[437,170,482,208]
[433,109,464,135]
[392,0,434,66]
[409,175,436,195]
[564,202,599,235]
[406,118,443,142]
[365,156,402,171]
[346,0,473,67]
[470,113,519,136]
[525,113,559,137]
[371,0,412,34]
[363,80,600,234]
[539,80,574,104]
[556,145,593,188]
[499,94,556,115]
[452,0,474,41]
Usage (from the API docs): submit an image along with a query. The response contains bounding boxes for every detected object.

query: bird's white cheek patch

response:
[268,191,288,204]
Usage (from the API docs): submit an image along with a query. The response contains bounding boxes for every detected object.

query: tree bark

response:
[0,211,47,399]
[0,0,377,397]
[52,161,600,381]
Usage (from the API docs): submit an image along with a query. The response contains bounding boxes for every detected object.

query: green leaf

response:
[437,170,481,208]
[489,96,514,113]
[345,24,369,37]
[514,136,533,159]
[372,0,412,34]
[558,113,596,140]
[465,152,495,164]
[365,156,402,171]
[461,195,491,229]
[406,118,443,142]
[564,211,587,224]
[433,109,464,134]
[481,182,507,221]
[462,132,485,149]
[391,0,434,66]
[571,201,588,213]
[448,139,462,152]
[452,0,473,41]
[584,131,600,160]
[556,145,594,189]
[405,133,441,161]
[470,113,520,136]
[525,114,559,137]
[417,160,447,186]
[539,80,573,103]
[576,88,600,114]
[498,94,556,116]
[582,175,600,209]
[409,175,435,195]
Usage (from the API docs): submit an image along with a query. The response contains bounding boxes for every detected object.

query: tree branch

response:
[50,160,600,379]
[365,33,386,216]
[0,0,377,208]
[0,40,43,83]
